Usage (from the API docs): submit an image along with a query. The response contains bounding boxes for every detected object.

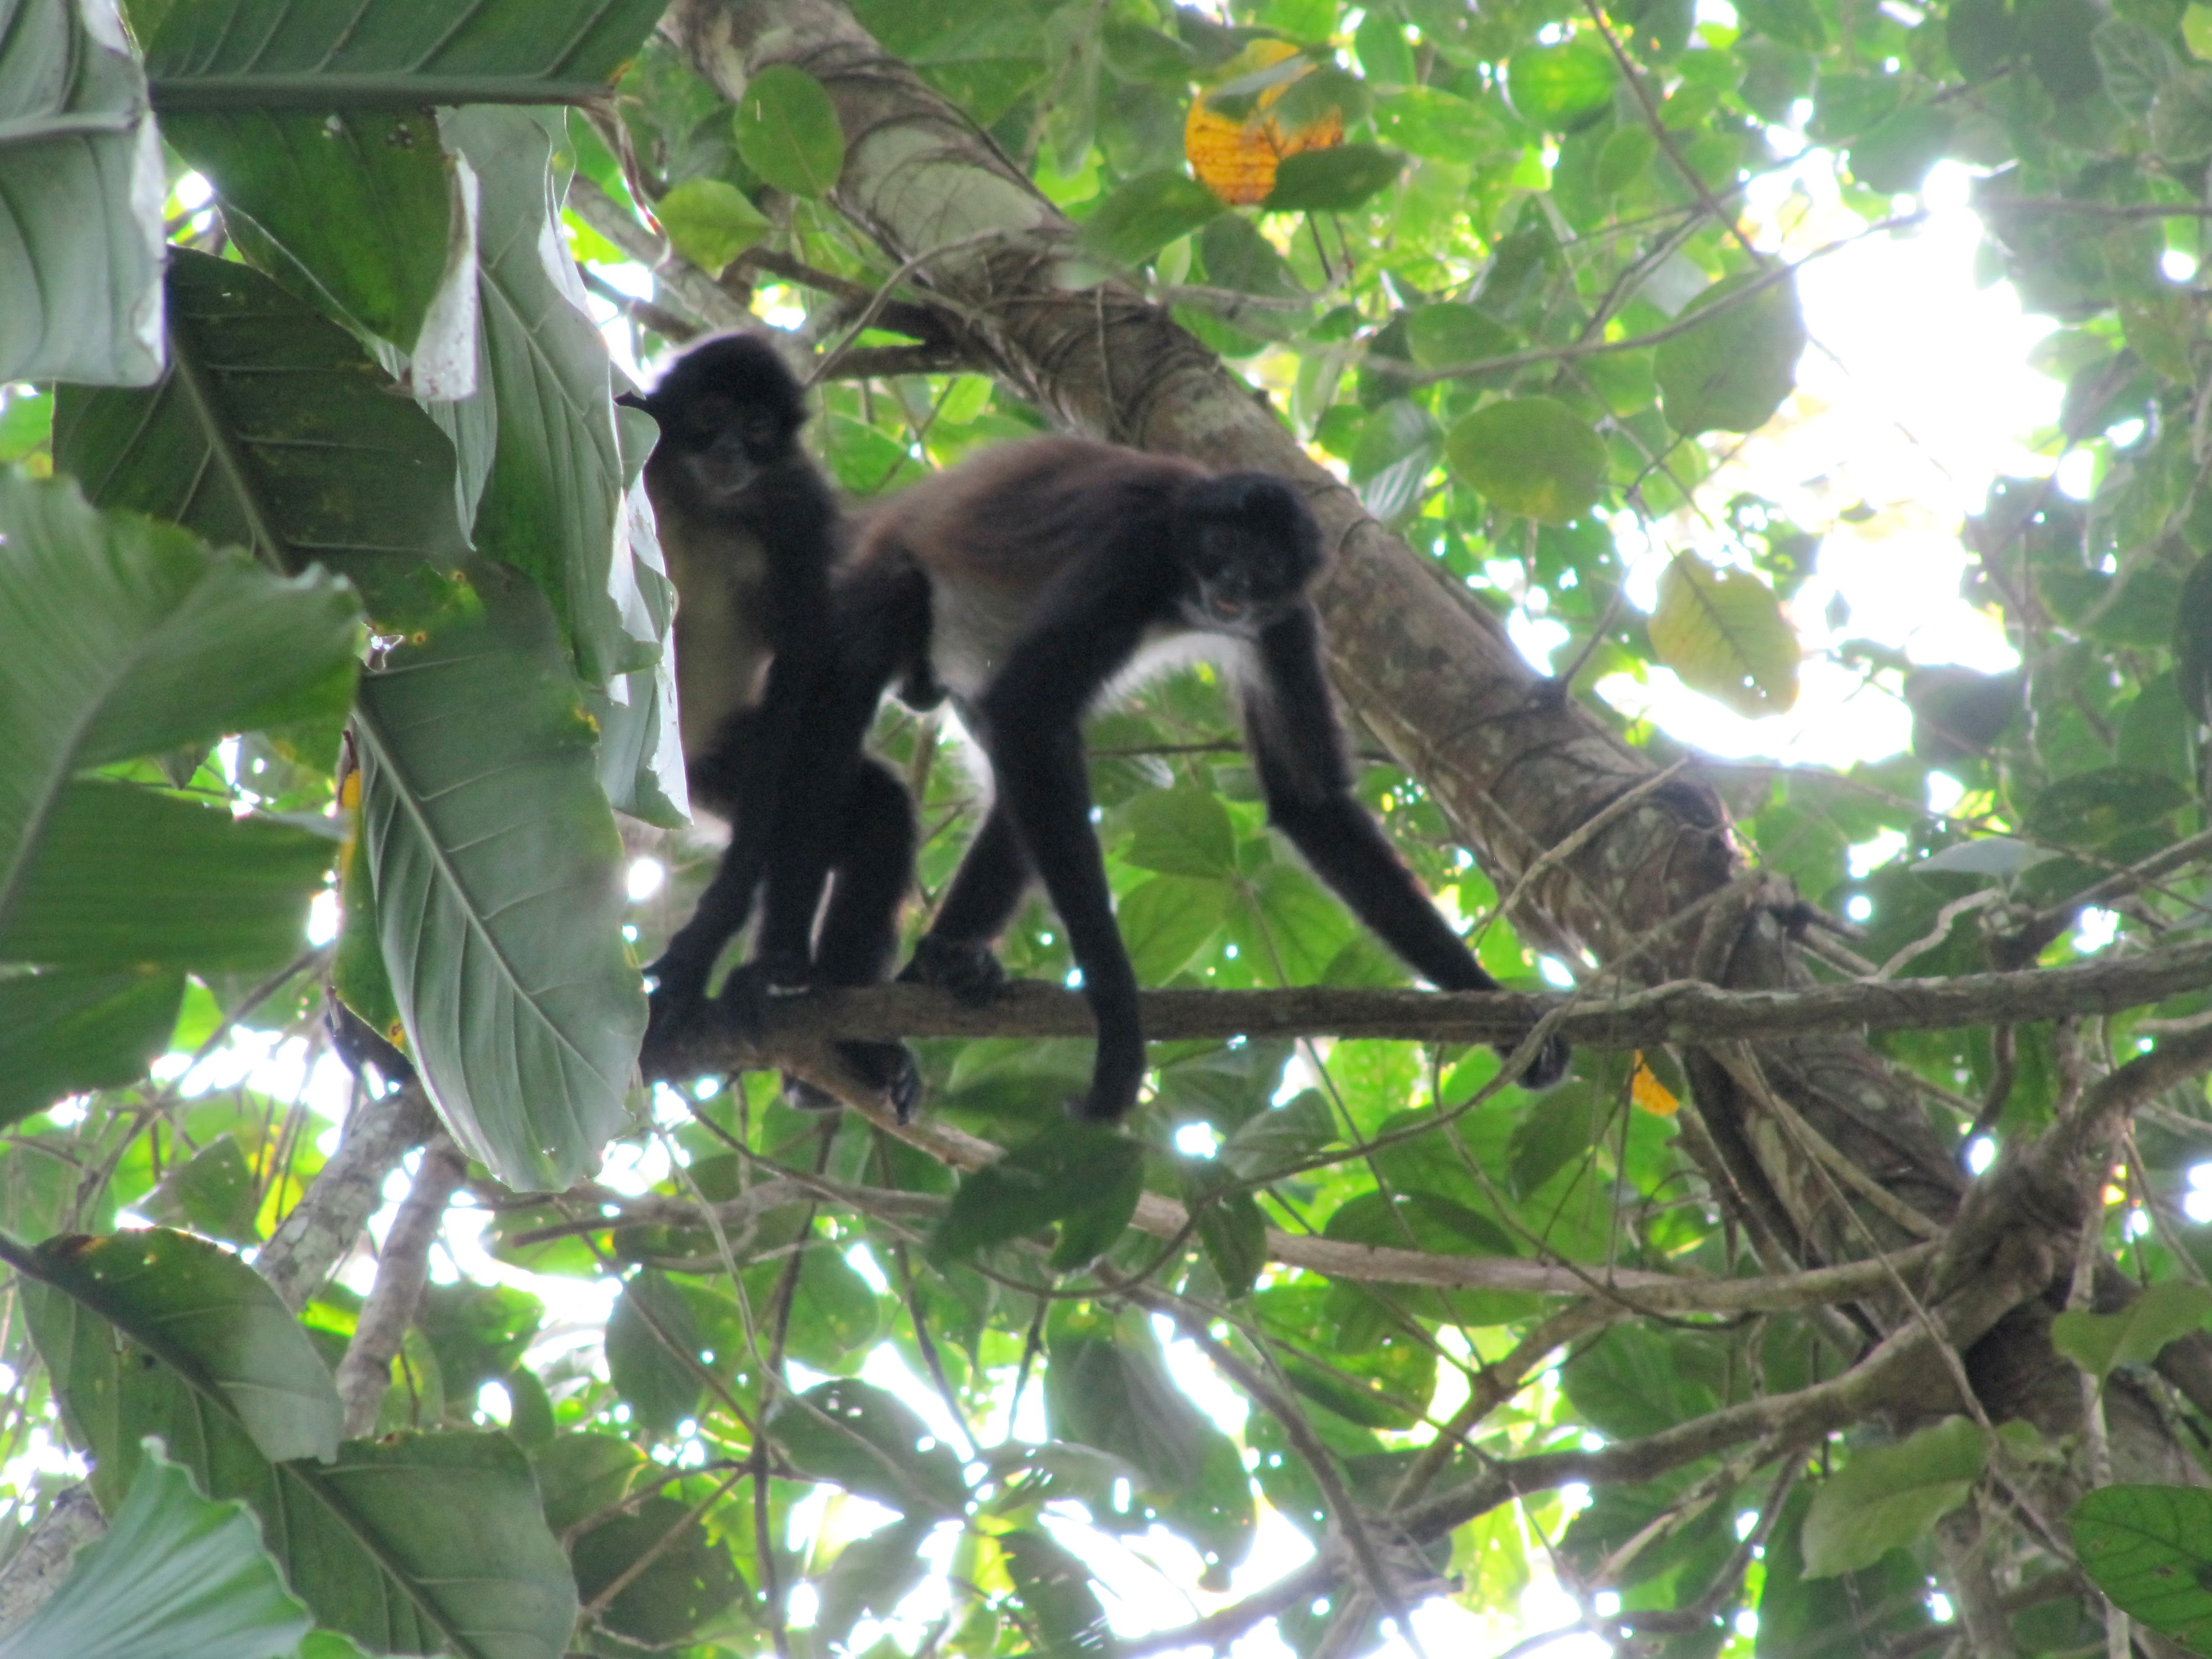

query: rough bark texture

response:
[663,0,2204,1498]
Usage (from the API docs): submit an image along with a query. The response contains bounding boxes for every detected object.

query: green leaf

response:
[4,778,335,980]
[2023,766,2189,847]
[2021,0,2107,102]
[1562,1326,1722,1440]
[20,1229,342,1489]
[1183,1164,1266,1297]
[144,0,666,106]
[570,1496,748,1648]
[1047,1144,1144,1272]
[1949,0,2019,79]
[767,1378,971,1516]
[1646,552,1801,717]
[1504,38,1617,129]
[1079,169,1225,265]
[533,1432,645,1535]
[1738,0,1830,49]
[21,1237,578,1659]
[1371,86,1501,161]
[1404,303,1515,369]
[1350,397,1442,520]
[2094,18,2179,116]
[930,1124,1144,1266]
[166,109,471,377]
[2052,1284,2212,1380]
[1197,213,1306,299]
[1117,875,1227,982]
[1261,144,1404,212]
[140,1137,264,1245]
[2177,554,2212,721]
[998,1530,1117,1658]
[654,176,772,274]
[0,0,163,385]
[0,469,360,943]
[1846,103,1956,194]
[1121,787,1237,877]
[1045,1305,1255,1572]
[733,64,847,196]
[1220,1090,1338,1178]
[1802,1417,1985,1578]
[54,249,472,618]
[2072,1484,2212,1651]
[816,1516,935,1644]
[352,566,645,1193]
[2152,65,2212,160]
[0,1442,311,1659]
[1444,396,1608,525]
[444,107,652,686]
[605,1270,704,1438]
[1594,123,1659,193]
[0,966,184,1128]
[1656,271,1807,436]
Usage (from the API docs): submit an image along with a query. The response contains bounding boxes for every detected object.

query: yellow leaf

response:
[1646,551,1800,718]
[1185,40,1344,206]
[1629,1054,1679,1116]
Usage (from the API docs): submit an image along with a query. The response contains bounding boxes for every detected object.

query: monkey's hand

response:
[896,935,1006,1005]
[784,1042,924,1122]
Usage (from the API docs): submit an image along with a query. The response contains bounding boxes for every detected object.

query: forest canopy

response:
[2,0,2211,1656]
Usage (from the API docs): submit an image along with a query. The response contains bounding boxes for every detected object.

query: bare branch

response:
[335,1134,467,1437]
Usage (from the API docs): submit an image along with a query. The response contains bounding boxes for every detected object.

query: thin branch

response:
[334,1134,467,1437]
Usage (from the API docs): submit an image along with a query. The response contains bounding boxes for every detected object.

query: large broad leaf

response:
[2176,554,2212,721]
[766,1378,971,1517]
[166,107,477,390]
[998,1530,1117,1658]
[1646,551,1800,717]
[2072,1485,2212,1651]
[1505,38,1617,129]
[0,0,164,385]
[0,469,359,937]
[0,1442,311,1659]
[53,249,472,620]
[1,779,339,974]
[143,0,666,107]
[442,107,648,686]
[352,566,645,1193]
[20,1230,576,1659]
[571,1495,748,1649]
[1260,143,1404,212]
[17,1228,342,1488]
[0,966,185,1128]
[1444,397,1607,525]
[654,177,771,275]
[1656,270,1807,436]
[1801,1417,1985,1578]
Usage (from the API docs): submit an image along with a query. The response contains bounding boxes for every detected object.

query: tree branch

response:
[333,1134,468,1437]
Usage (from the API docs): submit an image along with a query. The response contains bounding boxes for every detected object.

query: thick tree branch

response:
[258,1082,438,1312]
[637,936,2212,1058]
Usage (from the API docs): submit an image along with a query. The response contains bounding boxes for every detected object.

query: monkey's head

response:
[1173,472,1323,637]
[619,332,808,506]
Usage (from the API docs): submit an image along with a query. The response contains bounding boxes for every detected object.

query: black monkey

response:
[619,333,919,1115]
[792,436,1570,1124]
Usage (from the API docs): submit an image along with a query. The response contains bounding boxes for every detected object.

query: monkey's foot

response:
[717,952,812,1040]
[1504,1032,1572,1091]
[783,1042,923,1121]
[896,935,1005,1005]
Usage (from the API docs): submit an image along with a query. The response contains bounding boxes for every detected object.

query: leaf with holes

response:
[2072,1484,2212,1651]
[1646,552,1799,717]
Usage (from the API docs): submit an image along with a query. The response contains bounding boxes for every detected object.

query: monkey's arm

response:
[1243,609,1569,1088]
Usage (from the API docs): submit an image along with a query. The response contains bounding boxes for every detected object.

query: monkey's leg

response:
[785,759,924,1120]
[899,802,1029,1003]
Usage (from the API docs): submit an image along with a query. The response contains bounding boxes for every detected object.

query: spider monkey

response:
[790,436,1571,1124]
[618,332,919,1117]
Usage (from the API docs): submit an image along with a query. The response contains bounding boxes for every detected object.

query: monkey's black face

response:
[1176,473,1323,636]
[623,332,807,506]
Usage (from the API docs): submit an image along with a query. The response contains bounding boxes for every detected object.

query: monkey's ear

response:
[614,389,654,414]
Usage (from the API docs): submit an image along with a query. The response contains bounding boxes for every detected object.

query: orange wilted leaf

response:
[1185,40,1345,206]
[1630,1053,1680,1116]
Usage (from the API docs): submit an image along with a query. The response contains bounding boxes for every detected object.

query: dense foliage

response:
[3,0,2212,1656]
